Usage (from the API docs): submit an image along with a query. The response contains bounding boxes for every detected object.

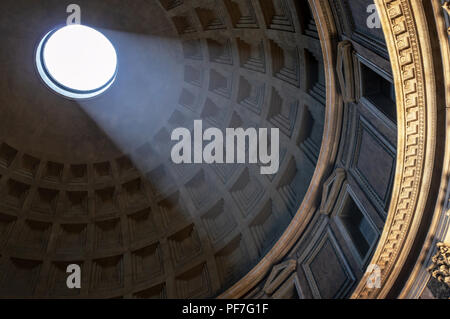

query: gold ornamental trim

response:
[352,0,437,298]
[221,0,442,299]
[427,242,450,285]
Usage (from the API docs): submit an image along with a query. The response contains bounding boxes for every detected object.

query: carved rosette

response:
[427,243,450,285]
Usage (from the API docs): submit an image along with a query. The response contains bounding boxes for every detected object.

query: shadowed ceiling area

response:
[0,0,326,298]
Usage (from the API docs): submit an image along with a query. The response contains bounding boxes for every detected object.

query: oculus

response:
[36,24,118,99]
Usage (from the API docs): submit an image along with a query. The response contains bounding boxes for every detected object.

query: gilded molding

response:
[427,242,450,285]
[398,0,450,298]
[222,0,443,299]
[352,0,437,298]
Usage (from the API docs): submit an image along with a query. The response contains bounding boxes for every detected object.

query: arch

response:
[220,0,449,299]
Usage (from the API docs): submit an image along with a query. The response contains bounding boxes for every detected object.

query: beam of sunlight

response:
[76,29,184,173]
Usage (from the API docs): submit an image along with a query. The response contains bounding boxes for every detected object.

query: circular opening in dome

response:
[36,24,118,100]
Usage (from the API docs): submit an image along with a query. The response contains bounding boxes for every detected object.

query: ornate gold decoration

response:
[427,243,450,285]
[352,0,438,298]
[221,0,446,299]
[398,0,450,298]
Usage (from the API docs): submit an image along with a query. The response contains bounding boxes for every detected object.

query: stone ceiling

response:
[0,0,325,298]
